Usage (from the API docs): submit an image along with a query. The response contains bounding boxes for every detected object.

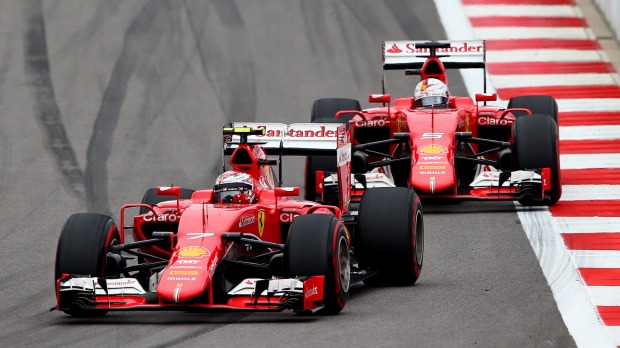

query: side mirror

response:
[274,187,300,197]
[475,93,497,102]
[368,94,391,104]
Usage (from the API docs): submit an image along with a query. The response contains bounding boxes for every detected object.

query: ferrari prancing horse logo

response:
[258,210,265,237]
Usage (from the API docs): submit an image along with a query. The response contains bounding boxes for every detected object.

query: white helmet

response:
[214,171,256,204]
[414,78,449,107]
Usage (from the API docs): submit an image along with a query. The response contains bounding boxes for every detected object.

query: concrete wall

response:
[595,0,620,40]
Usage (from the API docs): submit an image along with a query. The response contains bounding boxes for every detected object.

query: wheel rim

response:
[415,210,424,267]
[337,234,351,293]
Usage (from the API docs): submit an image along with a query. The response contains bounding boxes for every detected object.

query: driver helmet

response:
[214,171,256,204]
[414,78,449,108]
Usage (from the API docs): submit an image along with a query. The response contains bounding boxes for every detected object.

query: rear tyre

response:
[284,214,351,315]
[507,95,558,123]
[358,188,423,286]
[139,187,195,214]
[55,213,122,317]
[512,114,562,205]
[305,98,361,201]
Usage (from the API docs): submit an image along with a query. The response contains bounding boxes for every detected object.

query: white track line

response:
[561,154,620,169]
[603,327,620,347]
[474,28,591,40]
[436,0,614,346]
[556,217,620,233]
[464,5,582,17]
[557,99,620,113]
[561,185,620,201]
[491,73,617,88]
[488,49,607,63]
[571,250,620,268]
[589,286,620,306]
[560,126,620,141]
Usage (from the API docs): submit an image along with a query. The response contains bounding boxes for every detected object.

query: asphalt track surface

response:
[0,1,575,347]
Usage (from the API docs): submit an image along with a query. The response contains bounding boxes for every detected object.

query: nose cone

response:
[411,157,454,195]
[157,245,218,304]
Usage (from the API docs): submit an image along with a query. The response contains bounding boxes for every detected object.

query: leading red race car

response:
[54,125,424,317]
[303,40,561,206]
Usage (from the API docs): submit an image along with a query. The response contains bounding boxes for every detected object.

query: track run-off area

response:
[442,0,620,346]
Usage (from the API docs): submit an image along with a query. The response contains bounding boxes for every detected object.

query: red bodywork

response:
[334,40,556,203]
[56,125,353,314]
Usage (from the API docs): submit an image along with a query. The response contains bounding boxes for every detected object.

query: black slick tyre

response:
[512,114,562,205]
[284,214,351,315]
[358,187,424,286]
[507,95,558,123]
[55,213,122,317]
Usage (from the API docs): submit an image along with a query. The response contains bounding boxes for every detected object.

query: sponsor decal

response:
[143,213,179,222]
[465,113,470,132]
[280,212,300,223]
[94,279,137,286]
[365,173,387,181]
[305,286,319,298]
[169,270,199,276]
[387,42,483,55]
[420,165,445,170]
[386,43,402,53]
[418,161,447,165]
[169,265,203,270]
[176,259,201,265]
[258,210,266,237]
[256,125,336,138]
[354,119,389,127]
[177,246,209,258]
[420,171,446,175]
[420,132,443,139]
[167,277,197,281]
[208,255,219,279]
[239,213,256,228]
[421,156,443,161]
[478,117,511,126]
[417,144,448,155]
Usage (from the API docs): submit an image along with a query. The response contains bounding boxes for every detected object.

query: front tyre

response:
[358,188,424,286]
[512,114,562,205]
[55,213,122,317]
[284,214,351,315]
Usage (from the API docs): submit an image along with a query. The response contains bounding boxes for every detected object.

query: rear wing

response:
[383,40,486,70]
[381,40,487,94]
[224,122,339,156]
[223,122,352,213]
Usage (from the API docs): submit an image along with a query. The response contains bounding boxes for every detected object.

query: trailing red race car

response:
[303,40,561,206]
[54,125,424,317]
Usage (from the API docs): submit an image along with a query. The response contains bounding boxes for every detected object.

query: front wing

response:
[55,274,326,314]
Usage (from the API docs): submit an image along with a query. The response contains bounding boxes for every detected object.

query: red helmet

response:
[213,171,256,204]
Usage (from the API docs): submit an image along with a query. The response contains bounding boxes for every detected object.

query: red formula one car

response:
[304,40,561,206]
[54,125,423,317]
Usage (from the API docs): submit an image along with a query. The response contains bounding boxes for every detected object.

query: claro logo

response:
[144,213,179,222]
[478,117,511,126]
[355,119,389,127]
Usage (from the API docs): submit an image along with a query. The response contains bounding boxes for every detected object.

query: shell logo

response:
[178,246,208,258]
[417,144,447,155]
